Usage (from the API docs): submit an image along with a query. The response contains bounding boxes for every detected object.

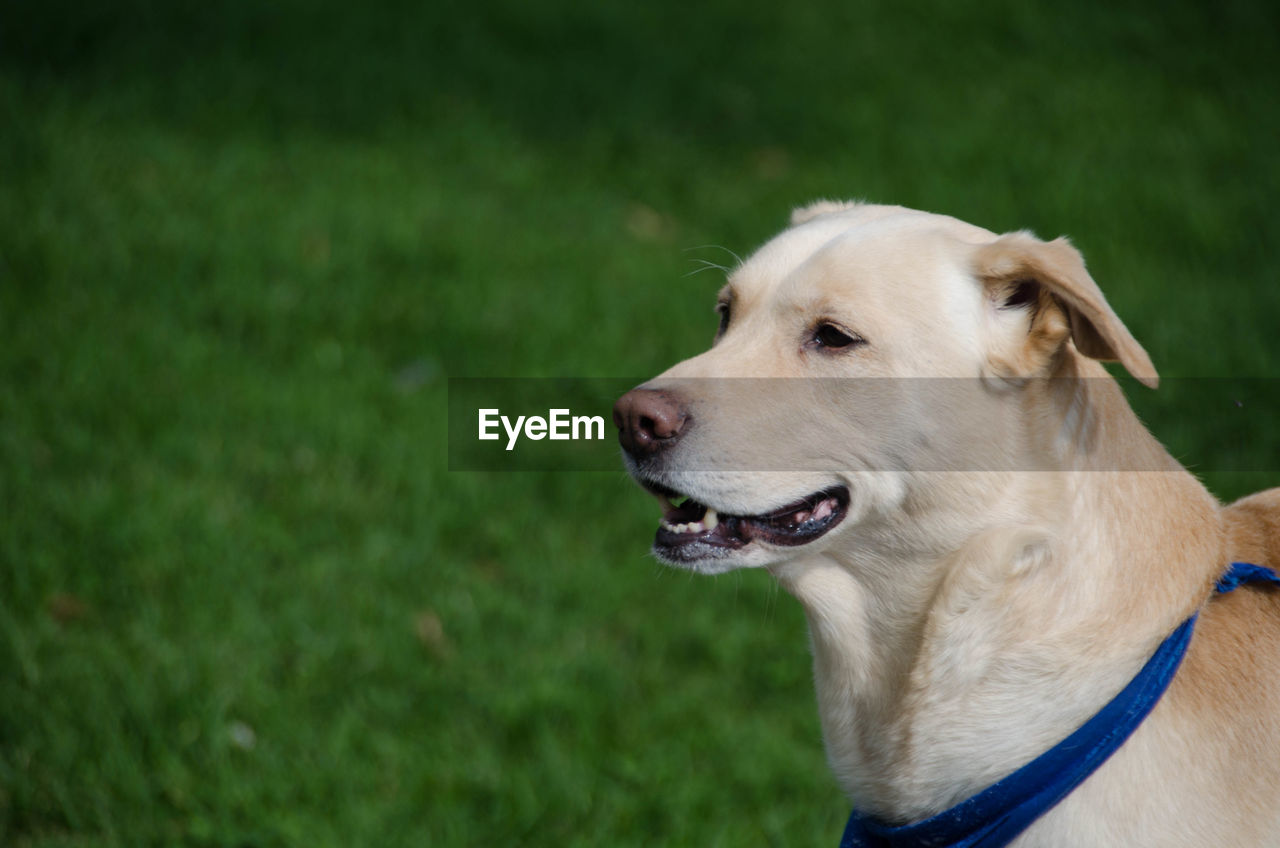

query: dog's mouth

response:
[640,481,850,562]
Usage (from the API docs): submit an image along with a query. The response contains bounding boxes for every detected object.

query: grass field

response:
[3,1,1280,845]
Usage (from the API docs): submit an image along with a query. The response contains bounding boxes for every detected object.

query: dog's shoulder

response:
[1224,487,1280,573]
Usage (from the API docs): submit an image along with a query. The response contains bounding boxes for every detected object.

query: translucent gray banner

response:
[448,377,1280,473]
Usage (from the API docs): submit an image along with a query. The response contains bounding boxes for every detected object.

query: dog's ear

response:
[974,231,1158,389]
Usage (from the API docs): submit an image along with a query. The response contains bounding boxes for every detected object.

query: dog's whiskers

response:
[684,258,732,278]
[684,244,744,268]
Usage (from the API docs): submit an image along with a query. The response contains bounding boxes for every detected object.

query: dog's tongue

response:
[746,492,840,530]
[770,496,836,527]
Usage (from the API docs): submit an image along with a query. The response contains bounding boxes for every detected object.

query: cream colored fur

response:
[628,203,1280,846]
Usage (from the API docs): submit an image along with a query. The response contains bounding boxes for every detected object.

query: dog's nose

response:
[613,388,689,456]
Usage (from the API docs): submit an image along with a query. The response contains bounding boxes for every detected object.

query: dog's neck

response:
[770,360,1222,822]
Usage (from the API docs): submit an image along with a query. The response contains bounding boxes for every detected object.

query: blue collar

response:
[840,561,1280,848]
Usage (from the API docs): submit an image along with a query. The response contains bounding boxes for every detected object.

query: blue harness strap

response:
[839,562,1280,848]
[1215,561,1280,594]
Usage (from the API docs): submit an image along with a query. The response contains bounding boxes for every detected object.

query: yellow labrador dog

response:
[614,202,1280,847]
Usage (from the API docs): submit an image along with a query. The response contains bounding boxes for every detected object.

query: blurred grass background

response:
[2,0,1279,845]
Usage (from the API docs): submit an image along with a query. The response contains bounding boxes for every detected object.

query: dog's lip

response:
[637,479,851,559]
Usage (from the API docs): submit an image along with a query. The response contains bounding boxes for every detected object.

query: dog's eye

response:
[812,323,863,350]
[715,302,731,337]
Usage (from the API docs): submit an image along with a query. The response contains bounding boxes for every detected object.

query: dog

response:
[614,202,1280,846]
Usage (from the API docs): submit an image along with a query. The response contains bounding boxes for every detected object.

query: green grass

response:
[3,0,1280,845]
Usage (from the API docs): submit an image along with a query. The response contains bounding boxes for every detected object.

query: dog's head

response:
[615,202,1157,573]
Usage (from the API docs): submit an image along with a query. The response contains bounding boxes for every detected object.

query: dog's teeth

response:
[813,499,835,521]
[703,508,719,530]
[662,517,715,535]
